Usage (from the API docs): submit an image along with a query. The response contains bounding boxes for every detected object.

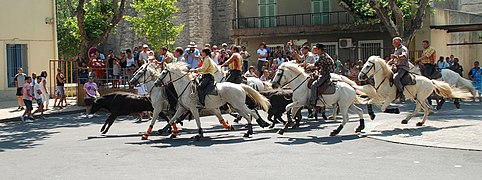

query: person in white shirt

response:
[134,82,150,120]
[139,44,150,63]
[174,47,185,62]
[32,77,45,118]
[257,42,268,76]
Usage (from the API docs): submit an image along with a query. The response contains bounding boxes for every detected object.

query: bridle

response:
[156,68,192,98]
[360,60,390,90]
[130,64,159,87]
[273,68,309,93]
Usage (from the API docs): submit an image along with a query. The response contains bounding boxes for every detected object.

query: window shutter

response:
[268,3,276,27]
[312,0,322,25]
[321,0,330,24]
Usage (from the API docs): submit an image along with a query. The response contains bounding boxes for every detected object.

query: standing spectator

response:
[221,43,232,55]
[257,42,268,76]
[106,49,116,81]
[437,56,450,71]
[240,46,251,72]
[125,49,136,83]
[219,49,230,71]
[79,62,89,84]
[448,55,455,66]
[221,46,244,84]
[312,46,319,61]
[174,47,185,62]
[32,77,45,119]
[244,66,258,78]
[469,61,482,92]
[39,71,50,111]
[96,51,105,60]
[260,70,271,81]
[133,46,140,62]
[415,40,437,78]
[211,45,220,64]
[112,58,121,88]
[74,53,85,81]
[134,82,150,120]
[20,76,34,123]
[271,59,279,73]
[31,72,37,88]
[333,55,342,74]
[262,60,270,72]
[342,62,350,77]
[83,76,98,118]
[275,53,284,66]
[93,58,105,86]
[184,42,201,69]
[14,68,27,110]
[449,58,463,76]
[139,44,150,63]
[54,68,66,108]
[147,51,157,63]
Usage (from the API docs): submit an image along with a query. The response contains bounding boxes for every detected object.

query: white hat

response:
[142,44,149,48]
[222,43,228,47]
[187,42,197,48]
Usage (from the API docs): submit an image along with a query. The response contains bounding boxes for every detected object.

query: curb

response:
[365,135,482,152]
[0,108,85,123]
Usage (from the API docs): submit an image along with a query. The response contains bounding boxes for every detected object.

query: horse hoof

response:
[292,123,300,129]
[277,129,285,135]
[243,133,250,138]
[416,122,424,126]
[269,124,276,129]
[322,114,328,120]
[369,113,376,120]
[455,103,460,109]
[401,120,408,124]
[229,126,235,131]
[330,131,338,136]
[355,126,364,133]
[141,136,148,140]
[193,135,202,141]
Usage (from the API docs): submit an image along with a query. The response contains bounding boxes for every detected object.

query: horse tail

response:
[241,84,271,111]
[339,75,359,89]
[458,77,478,98]
[432,80,472,99]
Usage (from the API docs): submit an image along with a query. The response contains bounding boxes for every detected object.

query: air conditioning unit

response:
[339,38,353,48]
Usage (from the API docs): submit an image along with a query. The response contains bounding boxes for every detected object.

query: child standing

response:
[21,77,34,123]
[32,77,45,119]
[134,83,151,120]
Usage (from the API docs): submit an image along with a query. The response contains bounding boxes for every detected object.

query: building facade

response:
[232,0,392,65]
[0,0,58,101]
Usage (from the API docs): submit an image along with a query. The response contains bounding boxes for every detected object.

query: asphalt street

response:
[1,109,482,179]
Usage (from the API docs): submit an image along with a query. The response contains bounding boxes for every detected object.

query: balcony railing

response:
[232,11,354,29]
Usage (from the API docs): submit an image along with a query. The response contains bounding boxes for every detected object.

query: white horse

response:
[409,63,479,101]
[357,56,471,126]
[129,63,234,140]
[271,62,365,136]
[155,62,271,139]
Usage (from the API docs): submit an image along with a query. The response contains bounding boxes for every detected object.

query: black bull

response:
[92,92,171,134]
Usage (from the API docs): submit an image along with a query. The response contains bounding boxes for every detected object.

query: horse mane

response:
[369,56,392,77]
[146,63,161,77]
[165,62,194,79]
[279,61,308,77]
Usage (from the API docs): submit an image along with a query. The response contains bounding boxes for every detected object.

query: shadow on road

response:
[371,124,472,137]
[275,134,361,146]
[0,113,105,152]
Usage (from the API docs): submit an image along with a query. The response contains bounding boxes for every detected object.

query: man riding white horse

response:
[308,43,335,108]
[387,37,410,101]
[190,48,217,109]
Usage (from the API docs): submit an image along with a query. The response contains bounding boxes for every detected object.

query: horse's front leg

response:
[141,108,163,140]
[278,102,302,135]
[159,107,187,136]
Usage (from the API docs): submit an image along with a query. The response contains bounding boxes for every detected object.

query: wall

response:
[0,0,58,98]
[105,0,233,53]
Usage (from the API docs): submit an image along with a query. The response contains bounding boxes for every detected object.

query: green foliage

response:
[57,0,80,59]
[125,0,183,50]
[341,0,431,25]
[83,0,115,40]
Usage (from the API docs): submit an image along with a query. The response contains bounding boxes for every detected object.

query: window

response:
[312,0,330,25]
[358,40,384,61]
[6,44,28,88]
[311,42,338,57]
[259,0,276,28]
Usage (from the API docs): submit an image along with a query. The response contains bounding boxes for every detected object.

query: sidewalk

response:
[0,99,84,123]
[364,100,482,151]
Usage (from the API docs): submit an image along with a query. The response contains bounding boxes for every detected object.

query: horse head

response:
[155,62,189,87]
[359,56,379,81]
[272,62,304,89]
[130,63,153,86]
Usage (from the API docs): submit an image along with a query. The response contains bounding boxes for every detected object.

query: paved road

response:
[1,110,481,179]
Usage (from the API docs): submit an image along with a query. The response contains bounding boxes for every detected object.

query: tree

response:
[56,0,80,60]
[338,0,432,47]
[76,0,127,60]
[124,0,183,51]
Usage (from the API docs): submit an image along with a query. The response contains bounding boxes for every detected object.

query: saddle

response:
[388,72,417,86]
[307,75,337,95]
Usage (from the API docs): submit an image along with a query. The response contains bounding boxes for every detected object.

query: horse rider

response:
[307,44,335,107]
[221,46,243,84]
[415,40,436,78]
[387,37,410,101]
[190,48,218,109]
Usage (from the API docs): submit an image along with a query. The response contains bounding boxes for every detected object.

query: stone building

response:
[103,0,233,53]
